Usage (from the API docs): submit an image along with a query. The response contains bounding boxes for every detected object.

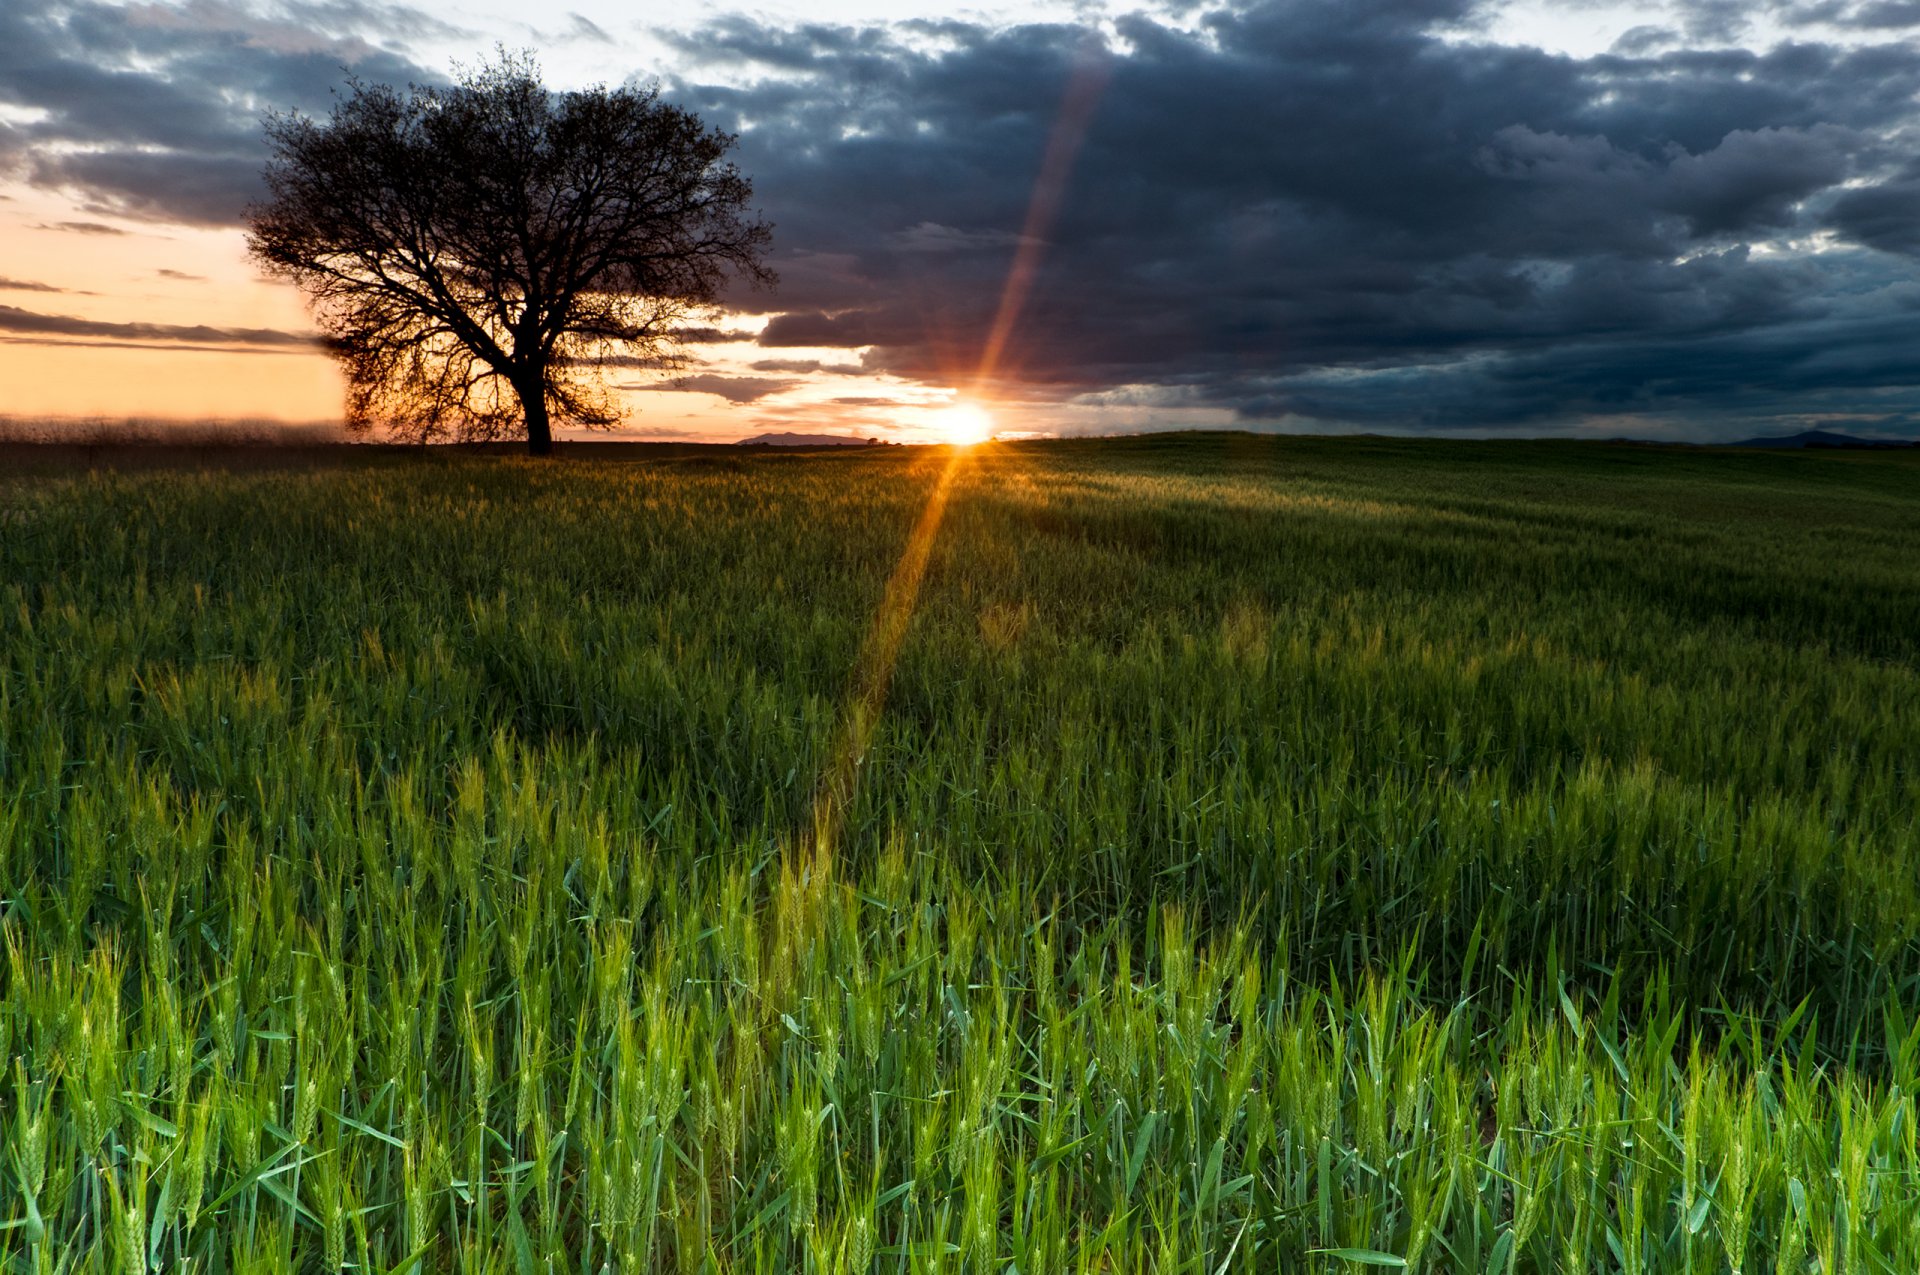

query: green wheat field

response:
[2,434,1918,1272]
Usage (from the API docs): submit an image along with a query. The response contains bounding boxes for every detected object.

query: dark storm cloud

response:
[1232,271,1920,428]
[658,0,1920,436]
[0,0,434,226]
[0,302,317,348]
[1829,162,1920,253]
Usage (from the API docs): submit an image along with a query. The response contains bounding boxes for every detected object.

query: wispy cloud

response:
[749,358,869,375]
[32,221,128,235]
[0,302,316,349]
[654,373,803,403]
[0,276,74,293]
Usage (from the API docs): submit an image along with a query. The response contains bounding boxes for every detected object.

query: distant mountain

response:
[1731,429,1915,449]
[735,432,876,447]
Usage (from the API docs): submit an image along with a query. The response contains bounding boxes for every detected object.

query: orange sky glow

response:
[0,27,1243,449]
[0,185,1057,444]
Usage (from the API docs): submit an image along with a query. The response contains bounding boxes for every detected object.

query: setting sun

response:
[938,403,995,445]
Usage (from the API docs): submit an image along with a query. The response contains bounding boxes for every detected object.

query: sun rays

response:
[805,445,971,867]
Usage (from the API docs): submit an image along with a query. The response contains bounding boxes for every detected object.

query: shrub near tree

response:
[247,52,773,454]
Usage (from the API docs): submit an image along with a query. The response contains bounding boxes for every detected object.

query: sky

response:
[6,0,1920,443]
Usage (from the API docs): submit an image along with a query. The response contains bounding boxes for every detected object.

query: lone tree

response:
[246,53,772,455]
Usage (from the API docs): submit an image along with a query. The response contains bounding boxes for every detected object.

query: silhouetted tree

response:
[246,53,772,455]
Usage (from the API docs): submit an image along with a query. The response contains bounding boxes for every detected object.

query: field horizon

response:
[2,424,1915,475]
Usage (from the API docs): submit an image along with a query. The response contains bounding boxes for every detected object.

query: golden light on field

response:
[936,403,995,445]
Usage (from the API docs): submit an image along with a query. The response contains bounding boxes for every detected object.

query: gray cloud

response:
[0,302,317,348]
[0,0,433,226]
[1830,163,1920,253]
[32,221,128,235]
[749,357,870,374]
[0,276,71,293]
[890,222,1035,253]
[1782,0,1920,28]
[828,395,920,407]
[566,13,613,44]
[658,373,804,402]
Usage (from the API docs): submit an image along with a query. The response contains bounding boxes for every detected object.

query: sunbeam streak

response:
[974,43,1111,389]
[806,446,970,866]
[800,49,1108,873]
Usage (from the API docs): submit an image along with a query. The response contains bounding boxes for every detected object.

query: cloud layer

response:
[0,0,433,225]
[673,2,1920,436]
[8,0,1920,436]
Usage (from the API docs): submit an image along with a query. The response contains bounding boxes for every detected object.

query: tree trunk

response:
[520,376,553,457]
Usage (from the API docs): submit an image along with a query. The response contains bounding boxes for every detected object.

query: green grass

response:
[1,433,1917,1270]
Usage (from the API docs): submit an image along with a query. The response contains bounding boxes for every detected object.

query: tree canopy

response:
[246,54,773,454]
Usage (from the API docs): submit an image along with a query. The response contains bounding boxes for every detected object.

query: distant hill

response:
[1731,429,1916,450]
[735,432,877,447]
